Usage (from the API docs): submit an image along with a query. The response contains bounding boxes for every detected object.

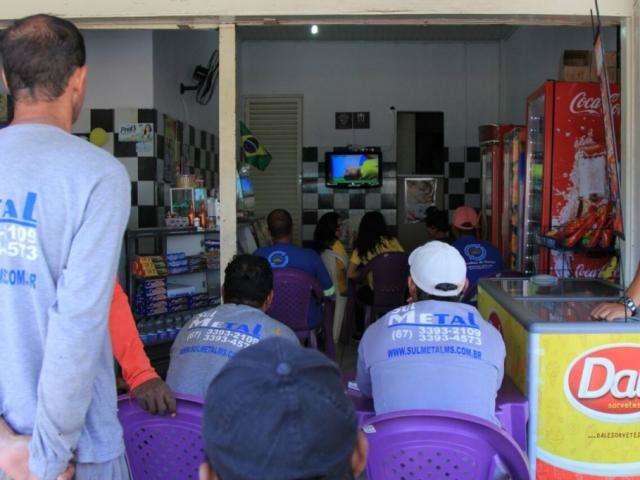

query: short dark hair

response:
[267,209,293,239]
[425,209,449,233]
[416,286,462,303]
[0,14,86,101]
[223,255,273,306]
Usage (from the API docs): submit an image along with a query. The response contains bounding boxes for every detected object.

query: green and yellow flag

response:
[240,121,272,171]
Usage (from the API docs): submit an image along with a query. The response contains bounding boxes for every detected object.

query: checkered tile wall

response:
[301,146,397,248]
[73,108,217,229]
[443,146,482,219]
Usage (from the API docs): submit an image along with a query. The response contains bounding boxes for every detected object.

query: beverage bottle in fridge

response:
[188,202,196,227]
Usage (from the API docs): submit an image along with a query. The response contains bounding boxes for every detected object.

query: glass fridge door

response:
[480,146,494,241]
[523,95,546,276]
[501,133,514,264]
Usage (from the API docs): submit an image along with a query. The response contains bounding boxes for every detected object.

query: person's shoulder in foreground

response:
[199,337,368,480]
[166,254,298,397]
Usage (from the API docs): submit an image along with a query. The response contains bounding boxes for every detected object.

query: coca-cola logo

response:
[564,344,640,423]
[569,92,621,116]
[574,264,603,278]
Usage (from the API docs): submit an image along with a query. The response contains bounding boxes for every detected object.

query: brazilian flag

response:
[240,121,272,171]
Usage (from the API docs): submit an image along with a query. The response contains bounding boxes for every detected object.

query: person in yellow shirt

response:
[348,211,404,305]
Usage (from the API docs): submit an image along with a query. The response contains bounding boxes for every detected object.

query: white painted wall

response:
[240,41,501,155]
[82,30,154,108]
[501,26,618,124]
[153,30,219,132]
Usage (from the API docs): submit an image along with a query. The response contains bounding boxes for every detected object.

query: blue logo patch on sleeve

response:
[464,244,487,262]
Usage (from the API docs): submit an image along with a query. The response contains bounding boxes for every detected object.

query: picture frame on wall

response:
[404,177,437,223]
[353,112,370,129]
[335,112,353,129]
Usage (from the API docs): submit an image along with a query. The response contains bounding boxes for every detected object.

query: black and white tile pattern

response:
[300,146,397,248]
[443,146,482,218]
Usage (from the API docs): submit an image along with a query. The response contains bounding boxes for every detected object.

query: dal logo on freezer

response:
[569,92,621,116]
[564,343,640,423]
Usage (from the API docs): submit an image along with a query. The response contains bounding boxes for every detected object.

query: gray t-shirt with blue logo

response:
[356,300,505,424]
[167,303,299,397]
[0,124,130,479]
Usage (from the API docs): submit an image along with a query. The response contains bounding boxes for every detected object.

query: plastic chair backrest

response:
[362,252,409,310]
[364,409,530,480]
[321,249,348,340]
[117,394,205,480]
[267,267,323,333]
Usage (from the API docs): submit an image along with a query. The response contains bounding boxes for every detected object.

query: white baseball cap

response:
[408,241,467,297]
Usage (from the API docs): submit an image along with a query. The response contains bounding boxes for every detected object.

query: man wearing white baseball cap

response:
[356,241,506,424]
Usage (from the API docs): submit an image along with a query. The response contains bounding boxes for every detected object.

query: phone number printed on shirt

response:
[393,326,482,346]
[0,224,38,261]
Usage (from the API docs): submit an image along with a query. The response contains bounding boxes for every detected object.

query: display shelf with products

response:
[125,227,221,372]
[502,126,526,271]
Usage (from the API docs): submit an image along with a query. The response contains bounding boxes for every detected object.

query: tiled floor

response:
[337,342,358,374]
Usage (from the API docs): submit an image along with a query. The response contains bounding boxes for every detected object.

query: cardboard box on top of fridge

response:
[560,50,591,82]
[559,50,618,83]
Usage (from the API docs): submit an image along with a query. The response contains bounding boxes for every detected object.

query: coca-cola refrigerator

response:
[479,124,517,250]
[522,80,620,279]
[501,126,526,271]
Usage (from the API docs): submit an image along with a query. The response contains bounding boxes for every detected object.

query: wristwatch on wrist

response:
[623,297,638,316]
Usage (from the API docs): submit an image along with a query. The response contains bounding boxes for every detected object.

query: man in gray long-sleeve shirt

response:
[0,15,130,480]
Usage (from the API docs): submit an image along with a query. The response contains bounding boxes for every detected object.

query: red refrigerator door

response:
[481,143,503,246]
[546,82,621,278]
[522,81,555,276]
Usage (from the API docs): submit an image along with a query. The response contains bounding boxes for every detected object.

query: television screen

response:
[236,173,255,199]
[325,152,382,188]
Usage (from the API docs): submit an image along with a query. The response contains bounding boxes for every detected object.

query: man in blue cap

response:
[199,337,368,480]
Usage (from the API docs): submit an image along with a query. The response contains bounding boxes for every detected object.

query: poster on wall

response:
[593,32,624,239]
[404,177,437,223]
[164,116,179,184]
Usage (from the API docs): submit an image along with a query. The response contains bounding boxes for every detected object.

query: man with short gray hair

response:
[0,14,130,480]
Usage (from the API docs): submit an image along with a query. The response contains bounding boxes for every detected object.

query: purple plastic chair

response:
[267,268,336,359]
[118,393,204,480]
[363,410,530,480]
[358,251,409,327]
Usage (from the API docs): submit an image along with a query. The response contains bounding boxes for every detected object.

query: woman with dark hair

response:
[314,213,349,342]
[348,211,404,304]
[314,212,348,296]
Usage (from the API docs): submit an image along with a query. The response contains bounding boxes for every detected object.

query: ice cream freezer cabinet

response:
[478,277,640,479]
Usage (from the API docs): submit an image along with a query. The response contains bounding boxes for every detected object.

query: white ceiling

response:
[238,25,519,42]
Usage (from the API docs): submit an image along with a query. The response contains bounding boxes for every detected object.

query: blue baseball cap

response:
[202,337,358,480]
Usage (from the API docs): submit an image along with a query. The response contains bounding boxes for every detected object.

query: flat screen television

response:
[325,151,382,188]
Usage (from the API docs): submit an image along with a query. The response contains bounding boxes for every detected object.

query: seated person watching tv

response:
[198,337,368,480]
[255,209,334,328]
[425,208,453,244]
[451,206,503,302]
[166,255,298,398]
[356,241,506,424]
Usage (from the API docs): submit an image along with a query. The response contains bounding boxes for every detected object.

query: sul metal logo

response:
[564,344,640,423]
[569,92,621,116]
